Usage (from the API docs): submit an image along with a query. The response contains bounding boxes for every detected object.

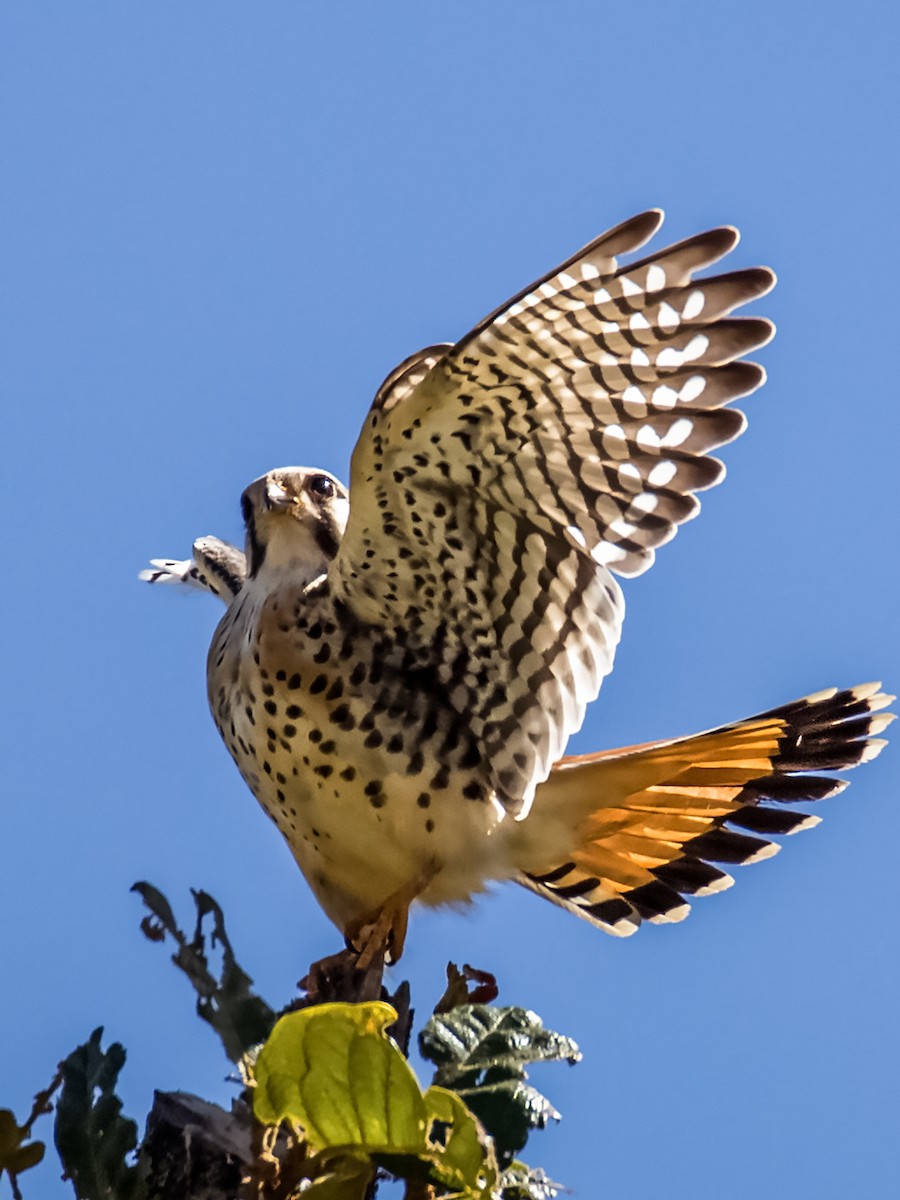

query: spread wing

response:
[331,210,775,815]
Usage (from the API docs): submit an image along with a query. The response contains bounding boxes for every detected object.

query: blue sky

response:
[2,3,898,1197]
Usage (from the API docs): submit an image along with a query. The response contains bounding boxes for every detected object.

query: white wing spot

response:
[622,385,647,416]
[617,462,644,492]
[683,289,705,320]
[646,264,666,292]
[679,374,706,402]
[609,517,637,538]
[591,542,629,565]
[662,417,694,448]
[636,425,661,451]
[648,460,678,486]
[684,333,709,361]
[628,492,659,515]
[658,302,680,331]
[653,384,678,409]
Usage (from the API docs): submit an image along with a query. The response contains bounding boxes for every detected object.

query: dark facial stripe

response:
[242,498,267,578]
[313,511,342,560]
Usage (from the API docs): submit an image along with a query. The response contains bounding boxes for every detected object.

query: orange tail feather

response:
[517,683,893,936]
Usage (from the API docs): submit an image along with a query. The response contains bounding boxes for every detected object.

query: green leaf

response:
[421,1006,581,1079]
[0,1109,45,1179]
[419,1006,580,1166]
[425,1085,498,1197]
[300,1155,374,1200]
[456,1076,558,1168]
[253,1003,497,1198]
[253,1002,426,1153]
[54,1028,145,1200]
[500,1159,564,1199]
[132,882,276,1063]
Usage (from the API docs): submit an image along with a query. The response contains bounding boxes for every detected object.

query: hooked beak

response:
[264,481,293,511]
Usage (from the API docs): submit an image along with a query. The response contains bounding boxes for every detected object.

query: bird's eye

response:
[308,475,336,499]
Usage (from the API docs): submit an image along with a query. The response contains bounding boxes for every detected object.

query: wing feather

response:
[332,212,774,814]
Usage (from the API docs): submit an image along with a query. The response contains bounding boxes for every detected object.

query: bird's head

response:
[240,467,349,580]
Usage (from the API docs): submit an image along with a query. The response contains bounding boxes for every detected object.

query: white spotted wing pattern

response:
[332,211,775,816]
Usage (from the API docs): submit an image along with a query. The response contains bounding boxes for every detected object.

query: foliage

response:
[4,886,578,1198]
[252,1001,497,1197]
[53,1029,145,1200]
[132,882,276,1063]
[0,1109,45,1199]
[420,1005,580,1167]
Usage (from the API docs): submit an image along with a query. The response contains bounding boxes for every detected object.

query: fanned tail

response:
[518,683,894,937]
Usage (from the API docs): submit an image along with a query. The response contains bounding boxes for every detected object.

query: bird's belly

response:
[214,657,510,933]
[251,757,508,931]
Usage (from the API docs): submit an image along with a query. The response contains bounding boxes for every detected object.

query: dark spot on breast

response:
[310,675,328,694]
[287,705,303,719]
[264,700,277,716]
[340,766,356,782]
[425,819,435,833]
[288,674,302,689]
[463,781,485,801]
[430,765,450,790]
[417,793,431,808]
[283,724,297,738]
[262,683,274,697]
[314,765,333,778]
[364,730,383,749]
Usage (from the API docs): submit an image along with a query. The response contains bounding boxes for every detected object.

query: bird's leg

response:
[349,866,437,969]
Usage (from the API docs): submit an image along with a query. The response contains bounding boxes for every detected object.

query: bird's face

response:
[241,467,349,579]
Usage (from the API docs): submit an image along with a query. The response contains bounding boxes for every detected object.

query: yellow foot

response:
[347,867,436,969]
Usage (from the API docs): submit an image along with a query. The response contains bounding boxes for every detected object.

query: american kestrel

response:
[143,211,892,960]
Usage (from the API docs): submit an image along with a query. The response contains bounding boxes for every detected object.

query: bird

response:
[143,210,892,962]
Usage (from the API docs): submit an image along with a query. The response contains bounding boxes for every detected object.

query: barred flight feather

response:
[521,684,894,934]
[336,211,775,815]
